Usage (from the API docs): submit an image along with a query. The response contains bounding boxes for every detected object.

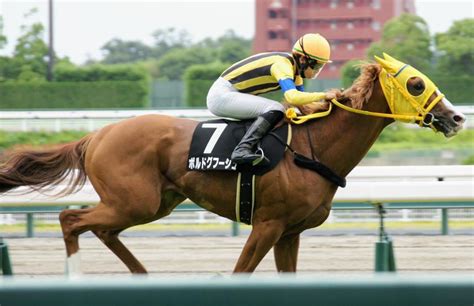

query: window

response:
[268,31,278,39]
[331,21,337,29]
[372,0,380,9]
[347,21,354,29]
[330,0,339,9]
[347,43,354,50]
[372,21,380,31]
[268,10,278,18]
[270,0,283,9]
[347,0,354,8]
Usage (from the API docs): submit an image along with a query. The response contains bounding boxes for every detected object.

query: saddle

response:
[187,119,290,176]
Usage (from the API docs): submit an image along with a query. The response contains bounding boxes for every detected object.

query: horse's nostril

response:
[453,114,465,123]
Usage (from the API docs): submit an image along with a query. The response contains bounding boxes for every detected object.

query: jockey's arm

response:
[279,79,326,106]
[271,60,326,106]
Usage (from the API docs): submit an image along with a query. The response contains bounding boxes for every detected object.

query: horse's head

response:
[375,53,465,137]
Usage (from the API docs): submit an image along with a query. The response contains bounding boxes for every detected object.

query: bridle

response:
[286,65,444,130]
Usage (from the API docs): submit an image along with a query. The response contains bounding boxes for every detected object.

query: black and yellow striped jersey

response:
[220,52,303,95]
[220,52,327,106]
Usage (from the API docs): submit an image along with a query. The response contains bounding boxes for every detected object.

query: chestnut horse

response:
[0,59,465,274]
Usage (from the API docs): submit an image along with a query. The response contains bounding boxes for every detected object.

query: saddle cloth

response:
[187,119,290,176]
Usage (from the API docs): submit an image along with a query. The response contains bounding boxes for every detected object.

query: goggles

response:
[306,58,325,71]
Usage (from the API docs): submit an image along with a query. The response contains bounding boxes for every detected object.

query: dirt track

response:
[6,235,474,277]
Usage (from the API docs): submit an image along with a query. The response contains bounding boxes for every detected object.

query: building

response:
[254,0,416,79]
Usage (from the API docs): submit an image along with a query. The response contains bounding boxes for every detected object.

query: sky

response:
[0,0,472,64]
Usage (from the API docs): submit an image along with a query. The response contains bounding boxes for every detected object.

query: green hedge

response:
[0,81,149,109]
[54,64,148,82]
[183,62,229,107]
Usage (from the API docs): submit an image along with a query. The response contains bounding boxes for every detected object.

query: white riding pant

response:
[207,77,285,120]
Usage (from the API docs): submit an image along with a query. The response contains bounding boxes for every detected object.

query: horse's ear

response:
[382,53,405,67]
[374,55,398,74]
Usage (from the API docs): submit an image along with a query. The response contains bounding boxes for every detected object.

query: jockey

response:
[207,33,335,165]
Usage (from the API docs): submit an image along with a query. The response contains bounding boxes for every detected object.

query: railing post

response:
[374,203,396,272]
[441,208,449,235]
[0,238,13,275]
[26,213,34,238]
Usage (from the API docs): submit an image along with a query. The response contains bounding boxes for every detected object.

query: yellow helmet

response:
[292,33,332,63]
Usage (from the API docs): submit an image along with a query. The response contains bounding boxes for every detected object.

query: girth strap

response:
[235,171,255,224]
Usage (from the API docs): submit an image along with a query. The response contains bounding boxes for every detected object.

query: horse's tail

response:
[0,134,93,195]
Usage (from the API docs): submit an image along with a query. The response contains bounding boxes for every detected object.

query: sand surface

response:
[5,235,473,277]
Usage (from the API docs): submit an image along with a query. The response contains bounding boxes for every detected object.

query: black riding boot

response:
[231,111,284,165]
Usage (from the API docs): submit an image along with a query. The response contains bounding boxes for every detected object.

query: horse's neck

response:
[299,87,390,178]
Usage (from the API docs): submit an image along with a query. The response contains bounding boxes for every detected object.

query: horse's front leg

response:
[233,220,285,273]
[273,234,300,272]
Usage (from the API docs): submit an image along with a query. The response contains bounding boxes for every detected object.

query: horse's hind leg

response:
[92,229,146,273]
[91,193,187,274]
[59,198,158,275]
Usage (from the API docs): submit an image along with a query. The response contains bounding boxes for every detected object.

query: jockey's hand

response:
[325,92,336,101]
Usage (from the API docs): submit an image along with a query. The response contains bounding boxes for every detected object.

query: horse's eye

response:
[407,77,426,96]
[414,82,424,91]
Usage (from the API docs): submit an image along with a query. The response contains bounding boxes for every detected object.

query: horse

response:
[0,54,465,274]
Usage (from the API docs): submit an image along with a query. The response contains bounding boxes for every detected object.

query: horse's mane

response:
[290,63,381,115]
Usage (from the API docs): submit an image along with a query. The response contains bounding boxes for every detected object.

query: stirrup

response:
[251,146,269,166]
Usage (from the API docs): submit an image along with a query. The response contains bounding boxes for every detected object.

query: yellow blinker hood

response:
[374,53,443,124]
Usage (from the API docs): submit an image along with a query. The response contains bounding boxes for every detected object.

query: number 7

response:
[202,123,228,154]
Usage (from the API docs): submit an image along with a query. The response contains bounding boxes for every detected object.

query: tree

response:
[101,39,153,64]
[0,57,19,82]
[340,60,365,88]
[156,47,214,80]
[0,16,7,50]
[216,30,251,60]
[367,14,432,72]
[12,8,48,81]
[151,27,192,58]
[435,18,474,76]
[0,15,12,82]
[216,30,252,63]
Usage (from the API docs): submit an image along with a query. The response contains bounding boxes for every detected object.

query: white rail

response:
[1,106,472,131]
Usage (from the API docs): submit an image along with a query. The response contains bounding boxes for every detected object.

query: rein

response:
[286,96,444,129]
[330,95,443,127]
